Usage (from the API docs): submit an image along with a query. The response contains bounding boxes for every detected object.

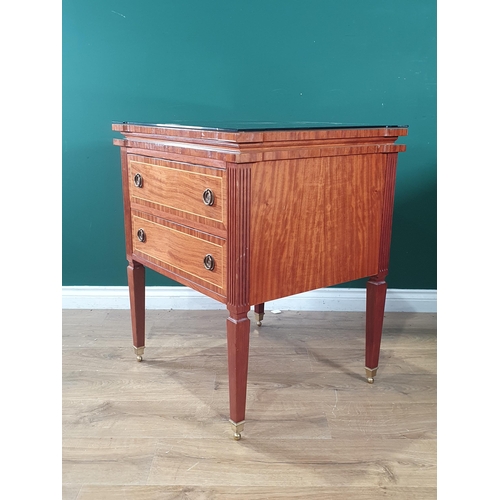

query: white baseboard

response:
[62,286,436,313]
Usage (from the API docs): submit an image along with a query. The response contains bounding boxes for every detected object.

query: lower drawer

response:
[131,211,226,295]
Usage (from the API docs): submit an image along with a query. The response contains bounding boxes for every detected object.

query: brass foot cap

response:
[134,346,145,362]
[229,419,245,440]
[255,313,264,327]
[365,367,378,384]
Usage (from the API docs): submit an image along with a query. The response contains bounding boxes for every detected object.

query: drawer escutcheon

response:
[134,173,143,188]
[137,228,146,242]
[203,254,215,271]
[202,188,214,206]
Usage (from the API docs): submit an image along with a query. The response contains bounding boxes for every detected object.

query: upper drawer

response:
[127,154,226,230]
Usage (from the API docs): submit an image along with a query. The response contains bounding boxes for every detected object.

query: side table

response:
[112,121,407,439]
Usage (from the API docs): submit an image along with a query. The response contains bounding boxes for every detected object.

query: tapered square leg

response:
[254,303,265,327]
[127,261,145,361]
[364,153,399,383]
[365,276,387,383]
[226,310,250,440]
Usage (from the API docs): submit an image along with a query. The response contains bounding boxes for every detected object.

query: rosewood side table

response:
[112,121,408,440]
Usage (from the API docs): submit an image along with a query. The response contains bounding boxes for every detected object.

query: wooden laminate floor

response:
[62,309,437,499]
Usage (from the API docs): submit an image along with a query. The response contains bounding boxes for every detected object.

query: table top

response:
[113,120,409,132]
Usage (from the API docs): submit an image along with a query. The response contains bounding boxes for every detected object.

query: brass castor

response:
[134,346,145,363]
[365,367,378,384]
[230,419,245,441]
[255,312,264,327]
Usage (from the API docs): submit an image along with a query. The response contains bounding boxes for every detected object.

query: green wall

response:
[63,0,436,289]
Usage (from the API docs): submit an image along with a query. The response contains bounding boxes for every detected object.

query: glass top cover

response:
[115,121,408,132]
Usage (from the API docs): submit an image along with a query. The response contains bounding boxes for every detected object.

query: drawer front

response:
[128,155,225,229]
[131,212,226,294]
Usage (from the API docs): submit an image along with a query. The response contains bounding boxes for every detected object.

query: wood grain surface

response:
[128,155,227,234]
[249,154,385,304]
[63,309,436,499]
[131,211,226,297]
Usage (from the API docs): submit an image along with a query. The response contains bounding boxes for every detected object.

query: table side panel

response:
[249,154,386,304]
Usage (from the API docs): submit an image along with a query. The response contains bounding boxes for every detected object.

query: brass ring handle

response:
[203,254,215,271]
[137,228,146,242]
[134,173,143,188]
[202,188,214,206]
